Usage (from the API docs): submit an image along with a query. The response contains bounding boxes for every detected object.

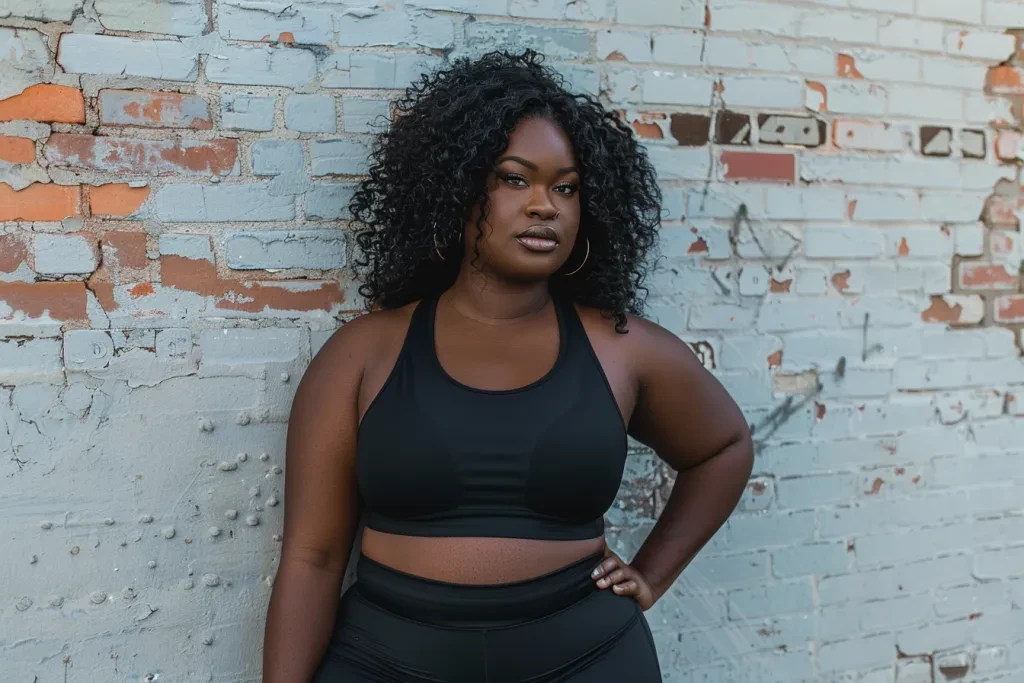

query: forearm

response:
[262,557,346,683]
[630,436,753,601]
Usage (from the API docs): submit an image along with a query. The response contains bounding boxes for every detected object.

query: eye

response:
[555,183,578,195]
[501,173,527,186]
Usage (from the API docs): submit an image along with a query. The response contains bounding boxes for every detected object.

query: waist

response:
[353,550,606,628]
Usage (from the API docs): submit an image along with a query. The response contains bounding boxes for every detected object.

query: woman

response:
[263,49,753,682]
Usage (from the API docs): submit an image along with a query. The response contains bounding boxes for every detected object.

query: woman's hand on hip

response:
[591,548,656,611]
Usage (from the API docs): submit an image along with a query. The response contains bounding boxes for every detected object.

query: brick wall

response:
[2,1,1024,681]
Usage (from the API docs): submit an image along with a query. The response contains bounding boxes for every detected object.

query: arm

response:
[592,317,753,607]
[262,324,364,682]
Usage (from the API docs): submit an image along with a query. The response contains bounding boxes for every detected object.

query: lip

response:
[515,225,559,253]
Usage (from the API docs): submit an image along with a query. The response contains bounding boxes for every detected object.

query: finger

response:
[613,580,638,595]
[597,568,629,588]
[591,557,620,579]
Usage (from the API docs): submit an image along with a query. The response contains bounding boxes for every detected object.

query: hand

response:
[591,548,656,611]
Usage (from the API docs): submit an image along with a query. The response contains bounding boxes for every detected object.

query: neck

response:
[444,267,550,323]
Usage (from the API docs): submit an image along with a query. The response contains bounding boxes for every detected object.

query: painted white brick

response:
[833,121,905,152]
[1,0,81,21]
[618,0,704,28]
[824,81,888,116]
[848,189,919,222]
[918,0,983,24]
[764,187,846,220]
[708,0,801,36]
[800,11,877,44]
[651,31,704,66]
[206,45,317,87]
[840,49,920,83]
[804,227,886,258]
[218,1,335,45]
[879,17,945,52]
[921,191,988,222]
[720,75,804,109]
[750,43,836,77]
[887,159,962,190]
[964,93,1015,125]
[921,57,990,90]
[339,10,456,49]
[33,234,98,275]
[889,85,963,120]
[648,145,712,181]
[407,0,507,14]
[986,0,1024,27]
[599,29,652,63]
[510,0,612,20]
[945,29,1016,60]
[800,156,888,184]
[852,0,913,12]
[95,0,208,37]
[641,70,714,106]
[57,34,198,81]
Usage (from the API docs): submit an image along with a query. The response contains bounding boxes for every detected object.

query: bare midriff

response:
[360,528,606,585]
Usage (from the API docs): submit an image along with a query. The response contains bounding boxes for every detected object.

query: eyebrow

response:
[497,155,578,175]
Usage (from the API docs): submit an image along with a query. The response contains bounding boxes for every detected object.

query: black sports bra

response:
[356,295,628,540]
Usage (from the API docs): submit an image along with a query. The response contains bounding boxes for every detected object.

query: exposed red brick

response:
[278,31,295,43]
[958,262,1019,290]
[990,231,1016,256]
[985,195,1024,229]
[101,231,148,269]
[837,54,864,79]
[129,282,155,298]
[987,65,1024,95]
[0,84,86,124]
[0,235,29,273]
[815,402,826,420]
[831,270,851,292]
[995,295,1024,323]
[0,183,82,221]
[632,121,663,139]
[767,349,782,369]
[45,133,238,176]
[88,184,151,217]
[88,280,118,312]
[921,296,962,323]
[160,255,345,313]
[670,113,710,146]
[770,278,792,293]
[866,477,884,495]
[0,135,36,163]
[721,150,795,183]
[0,282,87,321]
[688,237,709,253]
[606,50,627,61]
[847,200,857,220]
[897,237,910,256]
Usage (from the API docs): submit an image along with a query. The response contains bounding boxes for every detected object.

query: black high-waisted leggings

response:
[311,551,662,682]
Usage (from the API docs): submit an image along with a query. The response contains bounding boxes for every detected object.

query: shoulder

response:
[573,303,689,366]
[301,302,421,393]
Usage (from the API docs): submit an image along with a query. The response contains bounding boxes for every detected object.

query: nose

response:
[525,187,559,221]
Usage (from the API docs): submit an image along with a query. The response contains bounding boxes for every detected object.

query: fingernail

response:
[592,567,601,577]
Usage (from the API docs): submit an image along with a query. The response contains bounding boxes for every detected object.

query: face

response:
[462,116,582,281]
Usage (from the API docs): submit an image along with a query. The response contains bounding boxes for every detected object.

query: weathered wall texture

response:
[2,0,1024,681]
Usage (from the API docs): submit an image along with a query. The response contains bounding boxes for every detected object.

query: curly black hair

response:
[348,48,662,332]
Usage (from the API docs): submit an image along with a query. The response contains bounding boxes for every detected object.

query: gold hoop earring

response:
[563,237,589,276]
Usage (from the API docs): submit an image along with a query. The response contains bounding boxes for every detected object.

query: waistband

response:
[353,551,604,628]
